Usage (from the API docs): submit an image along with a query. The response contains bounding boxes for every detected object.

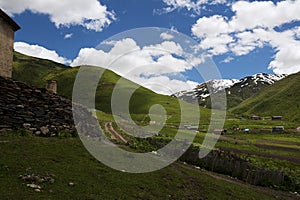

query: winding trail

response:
[104,122,128,144]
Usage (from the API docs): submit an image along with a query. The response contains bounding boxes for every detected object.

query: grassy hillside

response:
[230,71,300,122]
[0,133,295,200]
[12,51,210,124]
[12,51,67,86]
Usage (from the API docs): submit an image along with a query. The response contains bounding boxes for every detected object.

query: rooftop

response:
[0,9,20,31]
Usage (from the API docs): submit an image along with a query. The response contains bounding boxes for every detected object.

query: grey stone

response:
[23,123,31,129]
[40,126,49,135]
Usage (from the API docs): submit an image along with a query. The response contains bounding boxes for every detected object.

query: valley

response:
[1,51,300,199]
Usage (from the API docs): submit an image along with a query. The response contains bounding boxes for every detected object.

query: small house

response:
[250,115,261,120]
[272,126,284,133]
[244,128,250,133]
[213,129,227,135]
[272,116,283,120]
[186,125,198,131]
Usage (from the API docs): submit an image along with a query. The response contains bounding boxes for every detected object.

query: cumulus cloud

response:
[71,38,201,94]
[0,0,115,32]
[160,32,174,40]
[221,57,233,63]
[64,33,73,39]
[14,42,70,64]
[158,0,226,15]
[191,0,300,74]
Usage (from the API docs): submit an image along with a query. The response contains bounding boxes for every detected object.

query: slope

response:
[12,51,67,87]
[1,135,294,199]
[12,52,209,124]
[230,71,300,122]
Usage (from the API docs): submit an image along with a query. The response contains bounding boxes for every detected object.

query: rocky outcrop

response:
[0,76,98,137]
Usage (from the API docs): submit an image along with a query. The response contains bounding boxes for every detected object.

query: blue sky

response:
[2,0,300,94]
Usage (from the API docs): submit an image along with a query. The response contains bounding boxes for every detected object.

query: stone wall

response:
[0,17,14,78]
[0,76,99,137]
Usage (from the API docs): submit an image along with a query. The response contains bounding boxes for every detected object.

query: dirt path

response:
[255,143,300,153]
[104,122,128,144]
[257,139,300,146]
[176,162,299,200]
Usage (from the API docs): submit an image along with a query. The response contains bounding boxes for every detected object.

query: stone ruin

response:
[45,80,57,94]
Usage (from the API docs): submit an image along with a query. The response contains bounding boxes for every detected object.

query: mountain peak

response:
[173,73,287,108]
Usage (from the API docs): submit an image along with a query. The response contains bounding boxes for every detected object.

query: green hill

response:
[230,71,300,122]
[12,51,67,86]
[12,51,210,124]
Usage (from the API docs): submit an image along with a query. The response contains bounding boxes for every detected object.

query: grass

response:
[0,134,286,200]
[12,52,211,123]
[9,51,300,197]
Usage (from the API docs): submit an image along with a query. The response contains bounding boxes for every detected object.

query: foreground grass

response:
[0,134,291,200]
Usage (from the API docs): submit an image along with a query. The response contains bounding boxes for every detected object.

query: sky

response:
[1,0,300,94]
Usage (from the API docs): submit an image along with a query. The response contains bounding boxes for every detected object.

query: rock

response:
[22,123,31,129]
[68,182,75,187]
[40,126,49,135]
[29,128,37,131]
[48,178,55,184]
[27,183,42,189]
[35,189,41,192]
[17,105,25,109]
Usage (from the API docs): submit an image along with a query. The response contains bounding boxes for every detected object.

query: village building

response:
[250,115,261,120]
[272,116,283,120]
[272,126,284,133]
[46,80,57,94]
[0,9,20,78]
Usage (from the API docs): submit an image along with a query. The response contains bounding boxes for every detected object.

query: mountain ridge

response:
[173,73,287,109]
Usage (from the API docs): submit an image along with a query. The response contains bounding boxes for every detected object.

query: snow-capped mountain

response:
[173,79,239,103]
[173,73,287,108]
[237,73,286,87]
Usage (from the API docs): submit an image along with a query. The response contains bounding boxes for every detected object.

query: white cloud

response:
[192,15,231,38]
[269,43,300,74]
[0,0,115,32]
[199,34,233,55]
[64,33,73,39]
[143,41,184,56]
[230,1,300,32]
[191,0,300,74]
[158,0,226,15]
[71,38,202,94]
[14,42,70,64]
[160,32,174,40]
[221,57,233,63]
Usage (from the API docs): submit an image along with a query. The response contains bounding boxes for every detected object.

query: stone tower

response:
[46,80,57,94]
[0,9,20,78]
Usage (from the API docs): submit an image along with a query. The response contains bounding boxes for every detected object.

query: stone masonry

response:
[0,76,99,137]
[45,80,57,94]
